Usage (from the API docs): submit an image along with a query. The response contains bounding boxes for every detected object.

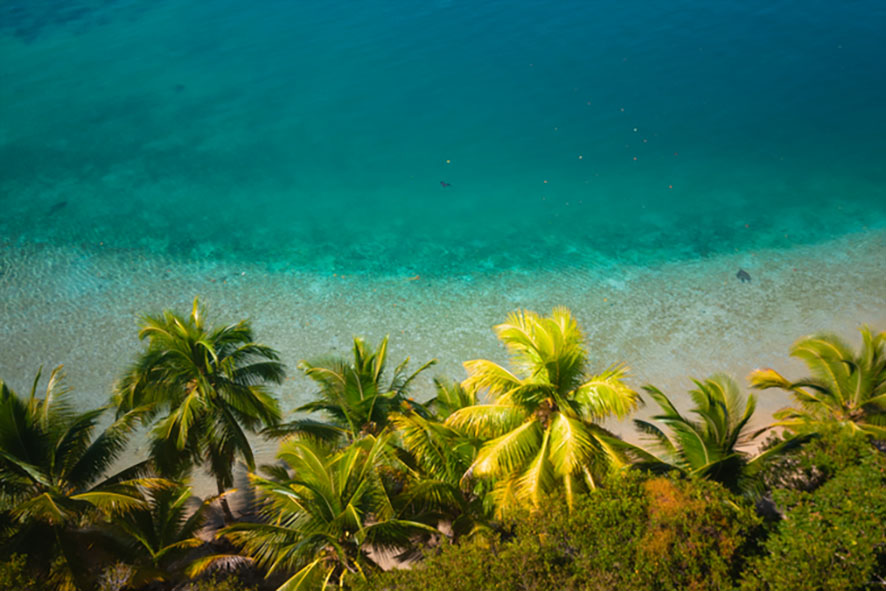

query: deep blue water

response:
[2,0,885,275]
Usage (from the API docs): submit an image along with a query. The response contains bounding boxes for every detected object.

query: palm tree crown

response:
[389,378,491,542]
[446,307,639,514]
[269,336,435,444]
[111,481,219,587]
[749,326,886,438]
[221,435,436,591]
[0,366,148,590]
[629,375,799,494]
[114,297,285,519]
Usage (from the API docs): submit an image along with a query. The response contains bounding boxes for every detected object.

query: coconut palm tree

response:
[445,307,639,514]
[627,375,804,494]
[266,336,435,445]
[0,366,150,591]
[750,326,886,438]
[385,377,494,543]
[110,482,220,588]
[390,415,491,542]
[215,435,436,591]
[114,297,285,521]
[425,377,477,420]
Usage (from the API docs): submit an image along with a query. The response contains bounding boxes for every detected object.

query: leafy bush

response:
[757,425,875,493]
[178,574,261,591]
[365,472,762,591]
[741,449,886,591]
[0,554,38,591]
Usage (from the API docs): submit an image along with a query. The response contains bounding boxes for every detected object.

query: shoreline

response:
[2,229,884,493]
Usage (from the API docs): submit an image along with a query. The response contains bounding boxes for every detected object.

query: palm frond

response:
[750,326,886,435]
[462,359,524,399]
[263,419,348,442]
[469,419,542,479]
[573,364,639,420]
[547,413,594,477]
[445,404,526,439]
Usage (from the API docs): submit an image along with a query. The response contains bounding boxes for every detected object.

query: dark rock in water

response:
[736,269,751,283]
[48,200,68,215]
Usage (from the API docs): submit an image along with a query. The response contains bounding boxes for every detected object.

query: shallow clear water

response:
[1,0,885,455]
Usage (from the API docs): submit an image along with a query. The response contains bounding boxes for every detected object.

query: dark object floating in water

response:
[736,269,751,283]
[440,181,452,188]
[174,83,186,92]
[47,201,67,215]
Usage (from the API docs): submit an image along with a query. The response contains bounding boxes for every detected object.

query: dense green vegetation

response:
[365,473,764,591]
[1,302,883,590]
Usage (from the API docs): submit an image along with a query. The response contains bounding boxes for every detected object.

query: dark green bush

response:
[741,449,886,591]
[0,554,38,590]
[757,426,876,493]
[365,472,762,591]
[179,574,261,591]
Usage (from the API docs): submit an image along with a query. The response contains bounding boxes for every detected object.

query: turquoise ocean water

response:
[2,0,884,276]
[1,0,885,440]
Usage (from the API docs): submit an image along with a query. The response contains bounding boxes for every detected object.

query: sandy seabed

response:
[1,230,884,493]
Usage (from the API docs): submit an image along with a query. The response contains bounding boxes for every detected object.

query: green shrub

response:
[0,554,38,591]
[741,450,886,591]
[757,426,876,493]
[365,472,762,591]
[178,573,261,591]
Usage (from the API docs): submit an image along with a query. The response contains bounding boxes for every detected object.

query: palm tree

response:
[425,377,477,420]
[627,375,803,494]
[216,436,436,591]
[0,366,149,591]
[110,482,220,588]
[266,336,435,444]
[750,326,886,438]
[387,378,493,542]
[114,297,285,521]
[445,307,639,514]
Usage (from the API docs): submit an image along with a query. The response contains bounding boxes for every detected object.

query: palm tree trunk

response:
[217,475,235,523]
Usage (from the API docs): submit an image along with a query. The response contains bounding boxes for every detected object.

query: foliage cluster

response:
[0,300,883,591]
[367,472,762,591]
[741,438,886,591]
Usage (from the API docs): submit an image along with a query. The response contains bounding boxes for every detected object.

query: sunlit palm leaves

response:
[0,366,149,590]
[268,336,435,444]
[219,436,436,591]
[114,297,284,520]
[750,326,886,438]
[629,375,802,494]
[446,308,639,514]
[389,379,491,541]
[425,377,477,420]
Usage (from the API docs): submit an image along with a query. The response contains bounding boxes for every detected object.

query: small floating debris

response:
[440,181,451,188]
[736,269,752,283]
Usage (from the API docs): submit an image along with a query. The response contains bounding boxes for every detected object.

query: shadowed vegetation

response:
[0,366,152,590]
[218,435,436,591]
[626,375,807,494]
